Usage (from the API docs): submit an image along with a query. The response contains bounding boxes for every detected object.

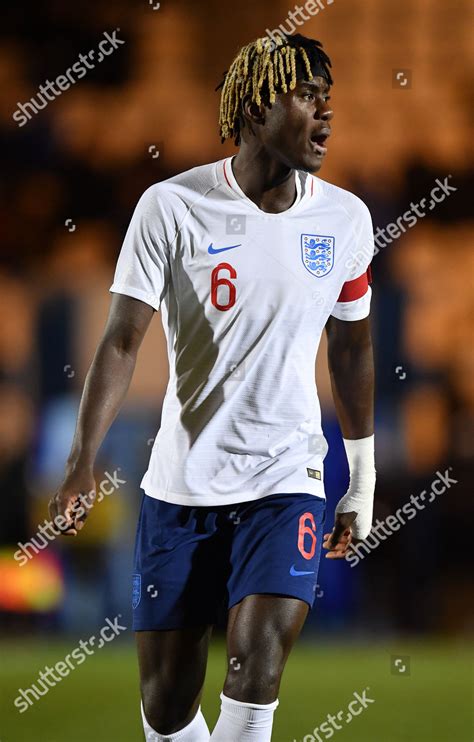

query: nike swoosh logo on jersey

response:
[208,243,241,254]
[290,565,315,576]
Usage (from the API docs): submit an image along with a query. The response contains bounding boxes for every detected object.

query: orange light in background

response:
[0,549,64,613]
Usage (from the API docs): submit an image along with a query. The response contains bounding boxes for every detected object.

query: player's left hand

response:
[323,511,361,559]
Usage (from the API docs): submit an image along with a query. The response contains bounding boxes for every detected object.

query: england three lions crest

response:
[301,234,335,277]
[132,573,141,609]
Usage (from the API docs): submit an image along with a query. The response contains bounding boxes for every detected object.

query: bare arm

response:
[325,315,374,440]
[49,294,155,534]
[323,315,375,557]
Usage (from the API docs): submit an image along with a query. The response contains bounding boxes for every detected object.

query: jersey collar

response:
[219,156,315,216]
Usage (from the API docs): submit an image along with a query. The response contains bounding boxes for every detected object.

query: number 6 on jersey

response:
[211,262,237,311]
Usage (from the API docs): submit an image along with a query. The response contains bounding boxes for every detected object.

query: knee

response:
[223,653,283,704]
[141,680,195,735]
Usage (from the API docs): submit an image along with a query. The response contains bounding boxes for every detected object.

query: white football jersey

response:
[110,157,374,506]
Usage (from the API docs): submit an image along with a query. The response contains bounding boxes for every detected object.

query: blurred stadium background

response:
[0,0,472,740]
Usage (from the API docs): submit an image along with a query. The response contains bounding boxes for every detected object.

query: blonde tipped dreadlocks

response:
[216,33,332,145]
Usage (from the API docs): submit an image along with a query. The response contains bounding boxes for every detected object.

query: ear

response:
[241,95,266,127]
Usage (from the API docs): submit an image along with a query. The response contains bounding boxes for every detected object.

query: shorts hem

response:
[228,589,315,612]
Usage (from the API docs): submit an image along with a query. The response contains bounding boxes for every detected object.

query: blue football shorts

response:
[132,492,326,630]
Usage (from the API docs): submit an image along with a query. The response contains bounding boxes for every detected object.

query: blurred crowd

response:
[0,0,472,636]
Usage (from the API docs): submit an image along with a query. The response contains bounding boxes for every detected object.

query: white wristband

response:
[335,434,376,539]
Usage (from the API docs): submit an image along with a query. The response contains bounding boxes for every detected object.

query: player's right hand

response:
[48,470,97,536]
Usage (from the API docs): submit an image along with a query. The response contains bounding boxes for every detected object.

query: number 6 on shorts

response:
[298,512,317,560]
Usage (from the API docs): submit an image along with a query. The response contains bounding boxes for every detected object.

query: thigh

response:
[227,593,308,657]
[225,594,308,702]
[136,626,212,727]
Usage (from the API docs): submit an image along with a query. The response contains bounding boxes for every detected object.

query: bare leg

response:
[224,594,309,702]
[136,625,212,735]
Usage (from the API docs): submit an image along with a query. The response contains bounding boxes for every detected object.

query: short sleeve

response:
[331,200,374,321]
[110,186,171,311]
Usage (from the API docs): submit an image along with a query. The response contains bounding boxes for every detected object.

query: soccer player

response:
[49,33,376,742]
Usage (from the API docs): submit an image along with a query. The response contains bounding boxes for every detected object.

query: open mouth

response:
[310,132,329,155]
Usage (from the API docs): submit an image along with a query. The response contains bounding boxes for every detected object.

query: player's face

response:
[261,76,333,174]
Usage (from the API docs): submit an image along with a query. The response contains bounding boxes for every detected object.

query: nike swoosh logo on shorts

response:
[290,565,315,576]
[208,243,241,254]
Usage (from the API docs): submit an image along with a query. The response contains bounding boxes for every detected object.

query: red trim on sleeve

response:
[223,159,233,190]
[337,268,371,303]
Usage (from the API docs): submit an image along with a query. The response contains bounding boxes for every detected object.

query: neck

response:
[231,144,297,213]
